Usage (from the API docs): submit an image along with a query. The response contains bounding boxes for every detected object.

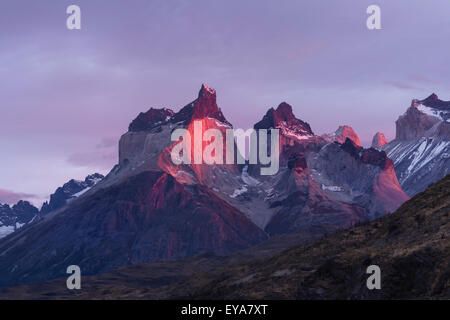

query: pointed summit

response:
[199,83,216,97]
[424,93,439,102]
[254,102,314,137]
[371,132,388,148]
[192,83,223,121]
[274,102,295,121]
[169,84,231,126]
[322,125,361,147]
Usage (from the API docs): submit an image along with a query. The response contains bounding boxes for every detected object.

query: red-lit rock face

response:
[396,93,450,141]
[371,132,388,148]
[158,117,239,185]
[287,154,308,172]
[170,84,232,127]
[322,125,361,147]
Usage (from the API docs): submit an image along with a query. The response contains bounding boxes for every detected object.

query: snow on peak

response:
[201,83,216,95]
[416,104,449,123]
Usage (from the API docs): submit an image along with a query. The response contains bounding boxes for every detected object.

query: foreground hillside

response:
[1,175,448,299]
[169,175,449,299]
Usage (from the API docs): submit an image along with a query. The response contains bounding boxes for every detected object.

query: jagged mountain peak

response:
[424,92,439,102]
[127,84,231,133]
[254,102,314,139]
[274,102,295,120]
[199,83,216,97]
[412,93,450,111]
[40,173,104,215]
[129,107,175,132]
[371,132,388,148]
[167,84,232,127]
[397,94,450,140]
[191,83,227,122]
[0,200,39,239]
[323,125,361,147]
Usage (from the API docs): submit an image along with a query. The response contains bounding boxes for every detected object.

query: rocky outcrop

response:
[396,94,450,141]
[129,108,174,132]
[40,173,104,215]
[322,125,361,147]
[308,139,409,217]
[254,102,313,136]
[0,201,39,239]
[383,94,450,196]
[265,153,366,235]
[371,132,388,148]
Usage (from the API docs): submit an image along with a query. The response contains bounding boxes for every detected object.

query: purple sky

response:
[1,0,450,206]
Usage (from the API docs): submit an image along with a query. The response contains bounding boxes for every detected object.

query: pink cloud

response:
[408,75,439,85]
[384,81,421,91]
[96,137,119,149]
[0,189,37,205]
[67,150,117,170]
[287,41,327,58]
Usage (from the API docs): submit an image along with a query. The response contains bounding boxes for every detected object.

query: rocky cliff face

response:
[383,94,450,196]
[40,173,104,215]
[371,132,388,148]
[0,201,39,239]
[396,93,450,140]
[322,125,362,147]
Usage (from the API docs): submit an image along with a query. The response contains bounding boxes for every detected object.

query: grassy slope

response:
[1,176,448,299]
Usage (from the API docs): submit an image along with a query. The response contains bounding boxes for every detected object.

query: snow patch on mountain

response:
[241,166,260,186]
[382,137,450,196]
[230,186,248,198]
[321,184,343,192]
[416,104,449,123]
[0,225,15,239]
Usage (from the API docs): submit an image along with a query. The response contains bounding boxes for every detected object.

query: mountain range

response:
[0,173,104,239]
[0,85,448,292]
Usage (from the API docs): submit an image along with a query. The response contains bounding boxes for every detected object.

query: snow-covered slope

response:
[383,137,450,196]
[382,94,450,196]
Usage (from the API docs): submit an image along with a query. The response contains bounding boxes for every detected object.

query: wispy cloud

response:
[287,41,327,58]
[0,189,37,205]
[96,137,118,149]
[408,75,439,85]
[67,150,117,170]
[384,81,421,91]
